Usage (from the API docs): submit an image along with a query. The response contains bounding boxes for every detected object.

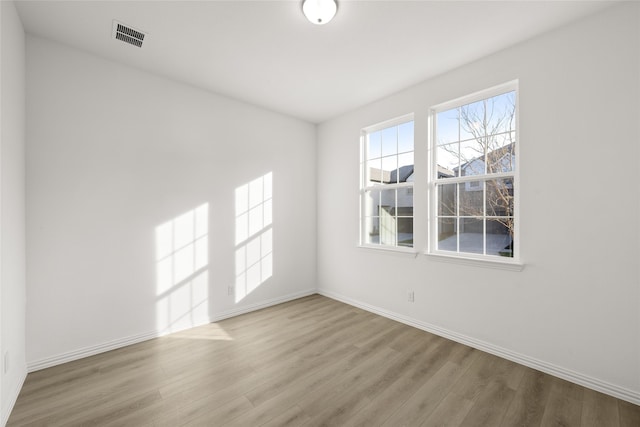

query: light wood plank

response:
[6,294,638,427]
[582,388,620,427]
[420,391,474,427]
[459,381,516,427]
[500,368,554,426]
[261,405,310,427]
[343,343,476,427]
[540,377,584,427]
[619,399,640,427]
[381,360,473,427]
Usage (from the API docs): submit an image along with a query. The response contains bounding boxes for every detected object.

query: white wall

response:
[26,36,317,368]
[317,3,640,403]
[0,0,27,424]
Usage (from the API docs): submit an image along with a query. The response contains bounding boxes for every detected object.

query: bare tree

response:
[439,93,516,252]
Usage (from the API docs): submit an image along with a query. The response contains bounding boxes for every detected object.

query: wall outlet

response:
[408,291,415,303]
[228,285,234,296]
[4,351,8,374]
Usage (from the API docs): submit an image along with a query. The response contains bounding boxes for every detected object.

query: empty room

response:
[1,0,639,425]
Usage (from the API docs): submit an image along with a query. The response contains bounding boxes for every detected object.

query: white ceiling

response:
[15,0,615,123]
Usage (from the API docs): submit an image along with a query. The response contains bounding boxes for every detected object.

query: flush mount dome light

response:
[302,0,337,25]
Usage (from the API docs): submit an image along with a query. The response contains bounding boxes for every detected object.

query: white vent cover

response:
[112,20,146,48]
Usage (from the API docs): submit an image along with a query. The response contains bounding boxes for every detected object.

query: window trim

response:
[426,251,524,271]
[360,113,415,251]
[427,81,521,265]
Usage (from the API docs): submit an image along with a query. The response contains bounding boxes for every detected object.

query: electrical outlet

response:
[408,291,415,303]
[228,286,234,296]
[4,351,8,374]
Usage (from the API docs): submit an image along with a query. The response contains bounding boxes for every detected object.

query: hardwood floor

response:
[8,295,640,426]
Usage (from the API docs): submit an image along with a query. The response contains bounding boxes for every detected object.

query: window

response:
[360,115,414,249]
[430,83,517,260]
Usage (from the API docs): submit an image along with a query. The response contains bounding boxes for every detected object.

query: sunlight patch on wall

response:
[235,173,273,303]
[155,203,209,334]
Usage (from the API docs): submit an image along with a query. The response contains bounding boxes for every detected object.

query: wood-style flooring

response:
[7,294,640,426]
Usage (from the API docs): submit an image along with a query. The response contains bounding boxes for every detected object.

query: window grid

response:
[431,84,517,260]
[360,114,414,249]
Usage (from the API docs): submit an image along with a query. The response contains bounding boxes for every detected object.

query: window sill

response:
[358,244,418,257]
[425,251,524,271]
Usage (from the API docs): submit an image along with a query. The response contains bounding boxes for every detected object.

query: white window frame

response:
[428,81,521,268]
[360,113,415,253]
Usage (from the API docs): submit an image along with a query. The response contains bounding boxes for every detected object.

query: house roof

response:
[389,165,414,183]
[437,165,455,178]
[369,165,413,184]
[370,164,455,182]
[456,142,515,174]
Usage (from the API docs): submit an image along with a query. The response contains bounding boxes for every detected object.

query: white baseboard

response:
[209,288,317,323]
[2,369,27,427]
[27,330,160,372]
[27,288,316,373]
[318,288,640,406]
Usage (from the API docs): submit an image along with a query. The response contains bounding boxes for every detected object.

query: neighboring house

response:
[369,164,414,217]
[368,167,391,184]
[366,143,514,249]
[368,165,414,245]
[455,142,515,217]
[367,164,461,245]
[458,142,515,192]
[437,165,455,179]
[440,142,515,253]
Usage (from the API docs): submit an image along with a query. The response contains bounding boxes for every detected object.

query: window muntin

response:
[432,86,517,259]
[361,115,414,249]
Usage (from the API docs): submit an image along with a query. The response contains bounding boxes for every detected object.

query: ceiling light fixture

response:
[302,0,337,25]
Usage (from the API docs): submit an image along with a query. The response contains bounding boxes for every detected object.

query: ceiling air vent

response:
[112,20,145,48]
